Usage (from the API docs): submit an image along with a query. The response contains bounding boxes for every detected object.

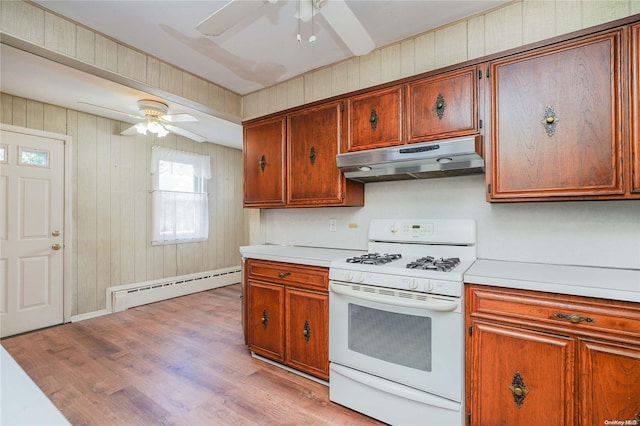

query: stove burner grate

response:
[406,257,461,272]
[346,253,402,265]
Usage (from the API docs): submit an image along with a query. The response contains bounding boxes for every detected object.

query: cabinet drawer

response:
[467,285,640,341]
[247,259,328,291]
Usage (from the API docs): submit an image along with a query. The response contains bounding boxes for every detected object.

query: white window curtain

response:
[151,146,211,244]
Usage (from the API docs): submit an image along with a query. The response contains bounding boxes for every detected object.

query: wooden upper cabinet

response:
[243,116,286,207]
[346,85,403,151]
[406,66,478,144]
[632,23,640,194]
[287,101,363,206]
[488,30,624,201]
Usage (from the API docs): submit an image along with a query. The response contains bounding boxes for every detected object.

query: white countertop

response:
[465,259,640,303]
[240,245,366,268]
[1,346,70,425]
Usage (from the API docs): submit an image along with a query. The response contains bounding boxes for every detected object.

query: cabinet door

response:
[579,340,640,425]
[243,116,286,207]
[632,23,640,194]
[489,30,623,200]
[406,67,478,144]
[468,321,575,425]
[247,280,285,362]
[285,288,329,380]
[287,101,345,206]
[347,86,403,151]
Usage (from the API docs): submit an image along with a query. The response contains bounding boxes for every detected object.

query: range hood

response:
[336,135,484,183]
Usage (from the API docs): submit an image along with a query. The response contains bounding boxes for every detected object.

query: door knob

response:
[52,230,61,237]
[52,243,62,250]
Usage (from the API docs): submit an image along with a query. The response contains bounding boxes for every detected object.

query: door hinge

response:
[468,325,473,336]
[341,192,345,200]
[340,103,344,112]
[478,69,482,79]
[486,66,490,78]
[487,183,492,194]
[479,119,483,129]
[468,412,472,425]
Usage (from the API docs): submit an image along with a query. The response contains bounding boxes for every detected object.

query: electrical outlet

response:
[329,219,337,232]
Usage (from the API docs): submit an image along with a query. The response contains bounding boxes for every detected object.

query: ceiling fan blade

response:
[196,0,267,36]
[120,124,140,136]
[319,0,375,56]
[161,113,197,123]
[78,101,144,120]
[165,124,207,143]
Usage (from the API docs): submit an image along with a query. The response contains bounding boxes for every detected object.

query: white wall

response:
[264,175,640,270]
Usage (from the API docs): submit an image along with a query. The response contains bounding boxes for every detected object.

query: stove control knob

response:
[356,273,365,283]
[390,224,399,234]
[425,280,434,292]
[345,272,353,282]
[409,278,419,290]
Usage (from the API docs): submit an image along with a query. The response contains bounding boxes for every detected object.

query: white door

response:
[0,129,65,337]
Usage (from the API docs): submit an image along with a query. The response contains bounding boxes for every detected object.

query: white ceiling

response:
[2,0,507,149]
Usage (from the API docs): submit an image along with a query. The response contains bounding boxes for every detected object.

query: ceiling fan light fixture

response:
[135,122,148,135]
[146,119,169,137]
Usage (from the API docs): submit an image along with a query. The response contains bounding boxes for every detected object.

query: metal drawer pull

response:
[369,109,378,130]
[434,93,447,120]
[303,320,311,342]
[278,271,291,278]
[509,371,529,408]
[554,313,595,324]
[541,105,559,136]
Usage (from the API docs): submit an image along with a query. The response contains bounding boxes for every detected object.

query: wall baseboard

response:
[105,266,241,314]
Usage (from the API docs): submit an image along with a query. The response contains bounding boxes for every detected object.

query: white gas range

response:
[328,219,477,426]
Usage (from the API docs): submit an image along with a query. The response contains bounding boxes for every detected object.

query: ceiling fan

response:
[196,0,375,56]
[79,99,207,143]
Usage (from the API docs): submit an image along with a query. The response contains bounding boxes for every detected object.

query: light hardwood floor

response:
[1,284,385,425]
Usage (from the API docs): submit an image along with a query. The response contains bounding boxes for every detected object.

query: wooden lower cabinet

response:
[245,259,329,381]
[246,280,285,362]
[285,287,329,379]
[469,321,575,425]
[579,340,640,425]
[466,284,640,426]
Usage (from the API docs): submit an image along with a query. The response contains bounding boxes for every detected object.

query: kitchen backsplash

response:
[262,175,640,270]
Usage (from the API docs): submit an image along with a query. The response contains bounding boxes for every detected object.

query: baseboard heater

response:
[106,266,241,313]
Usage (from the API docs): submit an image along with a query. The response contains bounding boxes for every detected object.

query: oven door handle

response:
[330,283,460,312]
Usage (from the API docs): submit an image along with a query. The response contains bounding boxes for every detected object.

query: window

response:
[19,146,49,167]
[151,146,211,244]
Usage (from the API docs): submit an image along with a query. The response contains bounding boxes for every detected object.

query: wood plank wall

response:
[243,0,640,119]
[0,0,241,121]
[1,93,248,316]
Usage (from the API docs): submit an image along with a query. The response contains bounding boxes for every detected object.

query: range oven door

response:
[329,281,463,403]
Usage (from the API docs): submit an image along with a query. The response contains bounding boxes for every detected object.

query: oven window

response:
[348,304,432,371]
